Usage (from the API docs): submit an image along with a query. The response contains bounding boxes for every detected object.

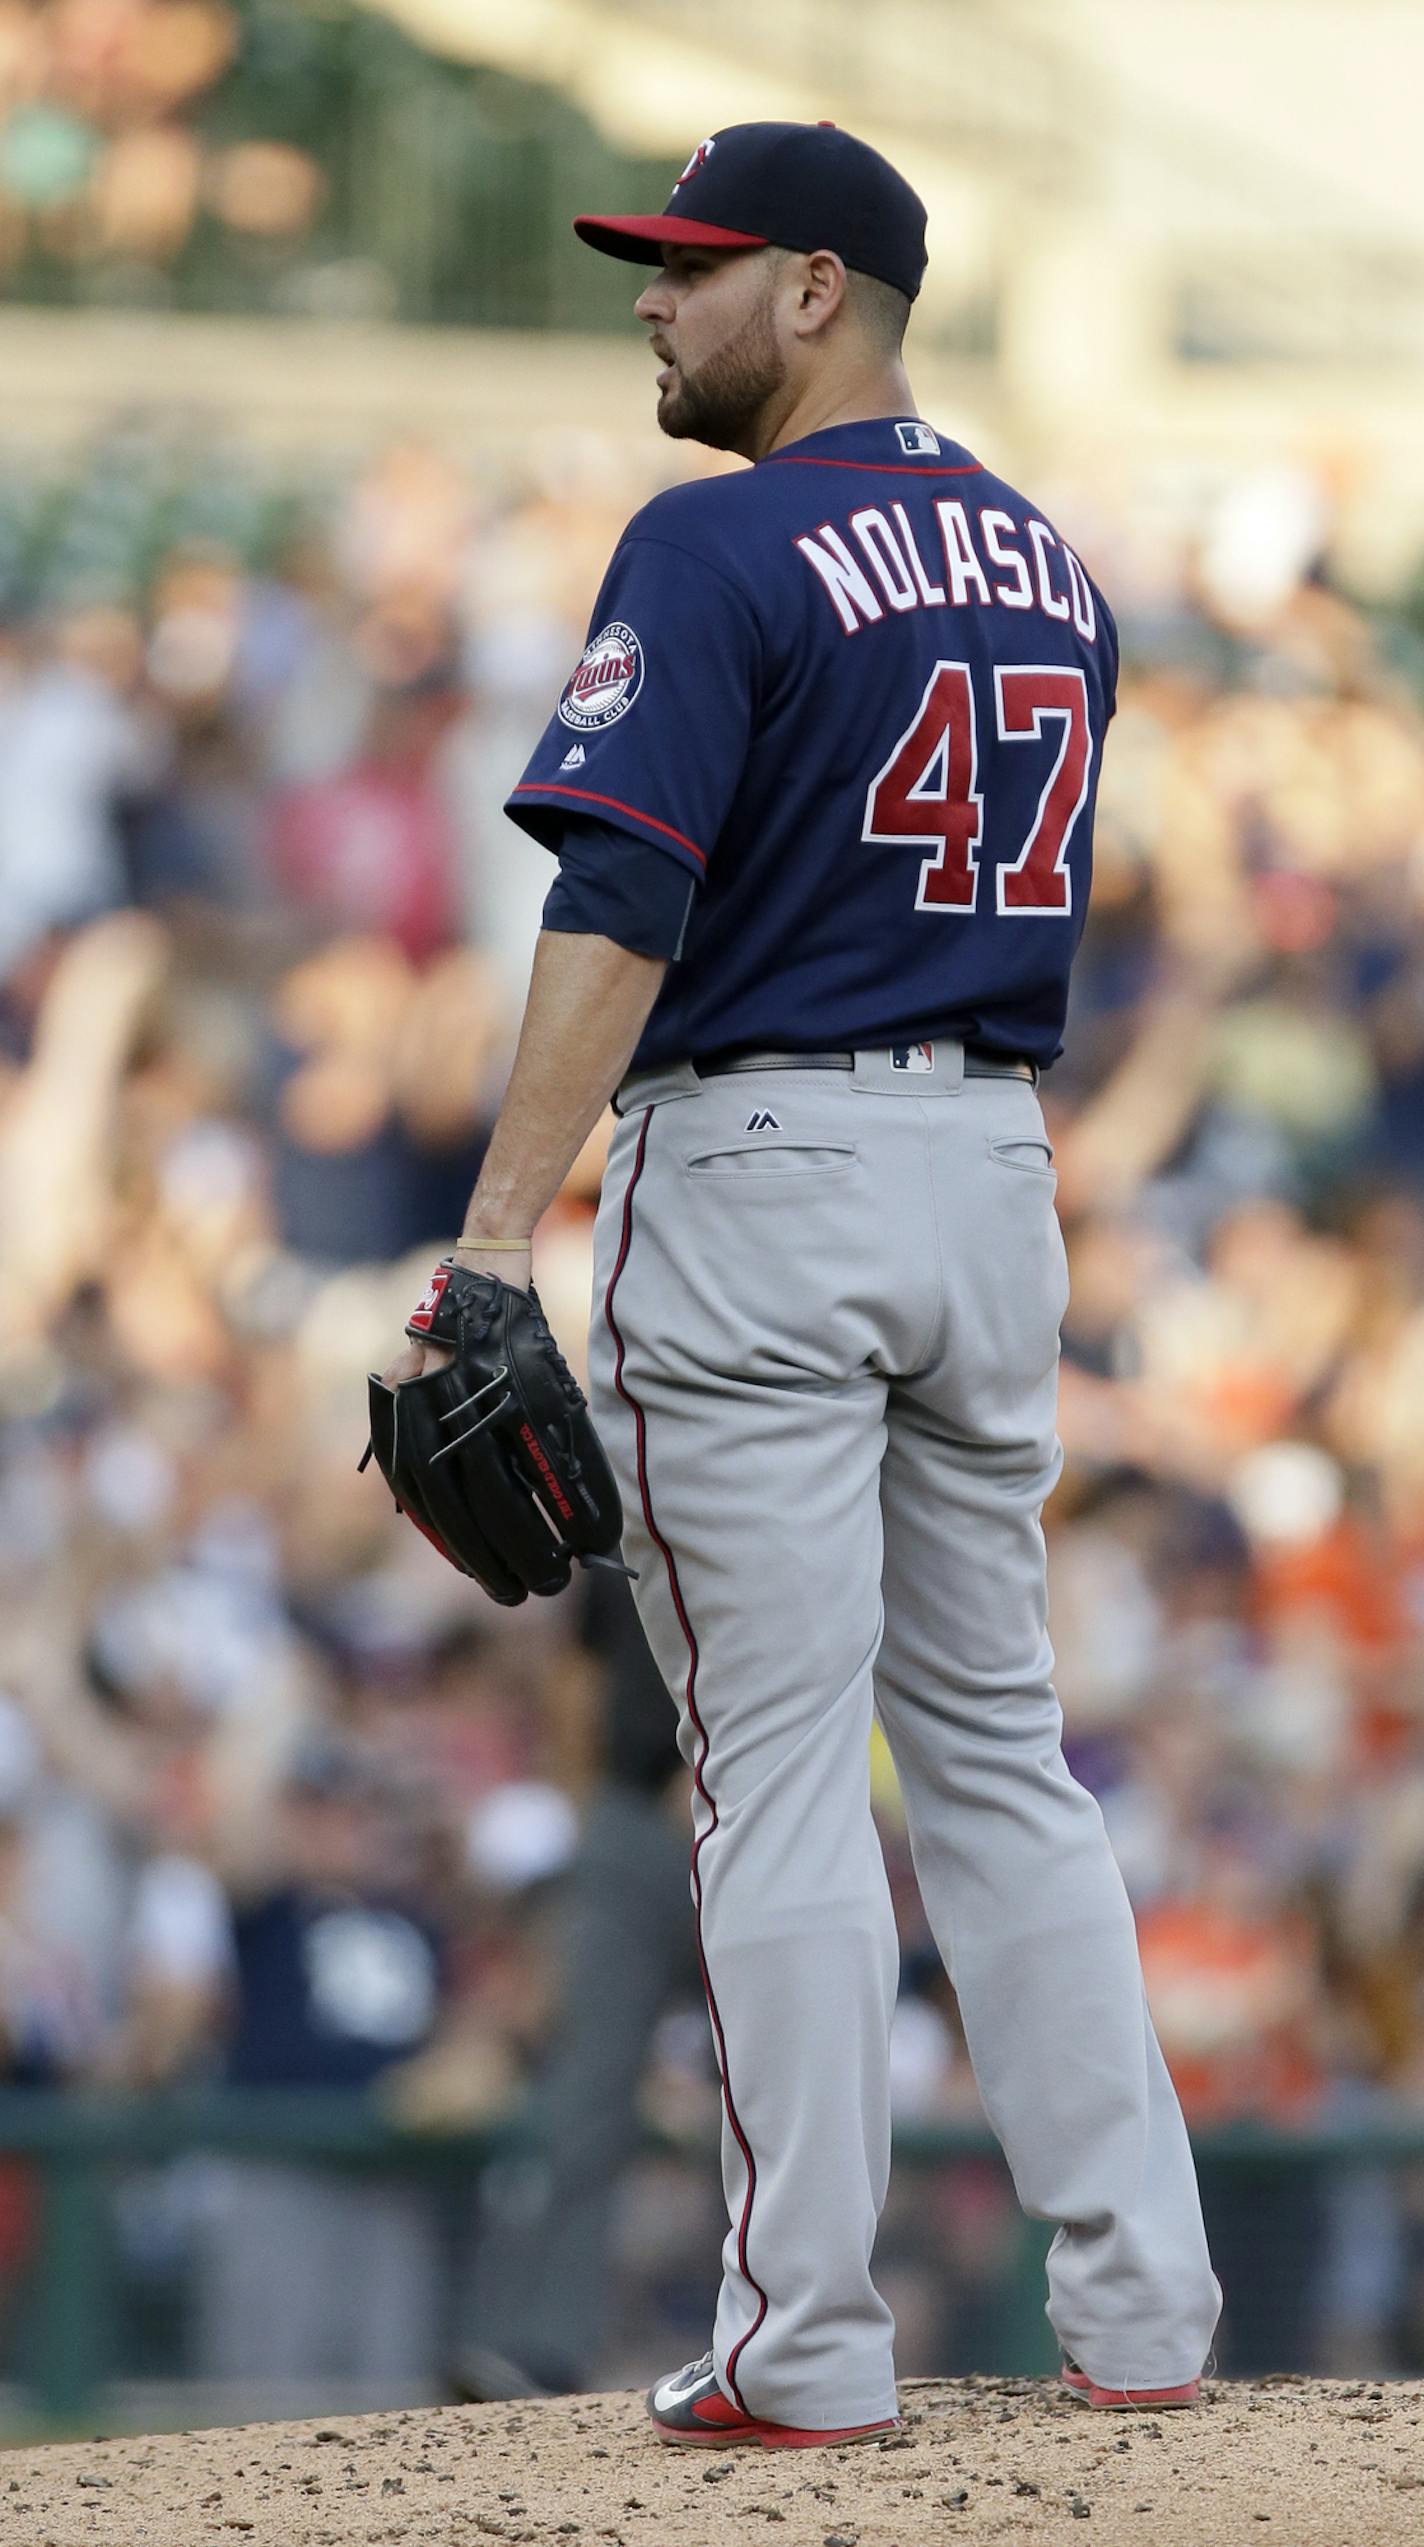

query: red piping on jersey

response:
[511,783,707,868]
[766,455,984,477]
[603,1109,769,2409]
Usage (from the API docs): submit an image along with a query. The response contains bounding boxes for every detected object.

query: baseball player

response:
[386,120,1221,2446]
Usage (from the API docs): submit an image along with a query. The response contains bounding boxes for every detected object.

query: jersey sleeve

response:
[504,530,761,880]
[541,816,698,960]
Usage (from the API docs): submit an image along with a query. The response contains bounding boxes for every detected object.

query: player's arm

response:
[382,825,690,1383]
[460,922,667,1272]
[466,819,692,1266]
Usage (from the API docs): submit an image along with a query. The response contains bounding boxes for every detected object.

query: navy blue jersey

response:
[507,417,1117,1070]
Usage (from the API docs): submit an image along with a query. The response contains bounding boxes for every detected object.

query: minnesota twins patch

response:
[558,620,645,731]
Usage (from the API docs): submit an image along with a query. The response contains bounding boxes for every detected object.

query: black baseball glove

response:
[361,1260,628,1605]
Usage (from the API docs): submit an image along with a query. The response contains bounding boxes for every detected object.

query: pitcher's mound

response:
[5,2375,1423,2546]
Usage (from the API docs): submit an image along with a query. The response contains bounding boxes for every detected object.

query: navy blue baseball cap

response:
[574,121,928,304]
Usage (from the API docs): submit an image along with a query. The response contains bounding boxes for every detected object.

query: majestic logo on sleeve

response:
[557,620,645,731]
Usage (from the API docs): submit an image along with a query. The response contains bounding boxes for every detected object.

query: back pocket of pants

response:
[686,1143,858,1177]
[987,1135,1055,1175]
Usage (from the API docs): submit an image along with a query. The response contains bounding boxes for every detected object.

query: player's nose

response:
[634,271,673,324]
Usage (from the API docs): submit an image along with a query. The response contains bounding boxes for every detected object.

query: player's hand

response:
[379,1243,532,1390]
[380,1337,449,1388]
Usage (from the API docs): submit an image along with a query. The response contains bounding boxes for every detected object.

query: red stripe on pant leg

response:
[602,1107,770,2410]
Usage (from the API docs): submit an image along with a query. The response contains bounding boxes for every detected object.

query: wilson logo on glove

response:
[519,1421,575,1522]
[361,1258,632,1607]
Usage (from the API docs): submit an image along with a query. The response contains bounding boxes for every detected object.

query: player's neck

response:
[742,357,918,463]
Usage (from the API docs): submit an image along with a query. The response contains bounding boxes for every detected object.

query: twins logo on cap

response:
[675,137,715,189]
[558,620,645,731]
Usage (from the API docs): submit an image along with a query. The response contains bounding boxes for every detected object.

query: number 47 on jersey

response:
[864,661,1092,916]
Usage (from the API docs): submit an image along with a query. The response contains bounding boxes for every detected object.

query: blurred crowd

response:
[0,413,1423,2389]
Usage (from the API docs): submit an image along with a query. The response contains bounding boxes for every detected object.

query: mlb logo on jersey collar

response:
[891,1042,935,1073]
[895,421,941,457]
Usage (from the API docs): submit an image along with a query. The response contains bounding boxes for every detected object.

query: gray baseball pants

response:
[589,1040,1221,2430]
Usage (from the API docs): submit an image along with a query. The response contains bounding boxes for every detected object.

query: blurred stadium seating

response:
[0,0,1423,2430]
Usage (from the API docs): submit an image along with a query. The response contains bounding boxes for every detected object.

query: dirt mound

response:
[4,2376,1423,2546]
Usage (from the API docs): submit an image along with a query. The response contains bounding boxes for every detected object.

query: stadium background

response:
[1,0,1424,2431]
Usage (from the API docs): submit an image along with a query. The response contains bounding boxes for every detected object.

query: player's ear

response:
[791,250,848,338]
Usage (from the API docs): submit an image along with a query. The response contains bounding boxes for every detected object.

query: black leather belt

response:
[694,1044,1038,1083]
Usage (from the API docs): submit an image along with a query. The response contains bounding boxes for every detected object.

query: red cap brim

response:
[572,213,770,265]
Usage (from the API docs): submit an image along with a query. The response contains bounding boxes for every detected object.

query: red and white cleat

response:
[1060,2356,1202,2411]
[647,2353,899,2449]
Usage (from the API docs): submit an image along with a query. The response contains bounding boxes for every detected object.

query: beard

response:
[655,287,787,450]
